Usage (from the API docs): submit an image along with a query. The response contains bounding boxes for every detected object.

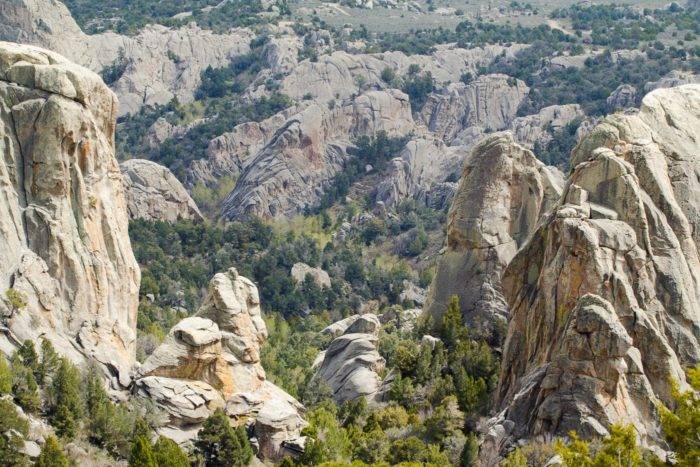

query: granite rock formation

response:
[0,42,140,387]
[120,159,202,222]
[135,268,306,460]
[482,84,700,461]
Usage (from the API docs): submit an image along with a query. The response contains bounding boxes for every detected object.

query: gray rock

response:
[120,159,202,222]
[606,84,637,112]
[291,263,331,289]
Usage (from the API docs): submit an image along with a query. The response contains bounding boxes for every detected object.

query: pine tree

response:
[16,340,39,372]
[11,353,40,413]
[460,432,479,467]
[152,436,190,467]
[34,436,69,467]
[0,398,29,466]
[0,355,12,394]
[129,436,157,467]
[195,409,252,467]
[48,358,83,439]
[441,295,467,348]
[37,339,60,387]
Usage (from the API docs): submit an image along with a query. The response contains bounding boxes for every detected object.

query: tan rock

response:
[424,132,563,336]
[484,85,700,461]
[0,42,139,387]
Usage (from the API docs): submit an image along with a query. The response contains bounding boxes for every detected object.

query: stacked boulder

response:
[134,268,306,461]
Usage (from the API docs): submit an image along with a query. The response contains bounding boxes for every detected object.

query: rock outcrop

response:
[135,268,305,460]
[291,263,331,289]
[374,135,466,208]
[606,84,637,112]
[220,89,414,219]
[0,0,253,115]
[120,159,202,222]
[483,85,700,461]
[0,42,140,386]
[251,44,526,103]
[313,314,385,403]
[424,133,563,336]
[418,74,529,143]
[509,104,584,150]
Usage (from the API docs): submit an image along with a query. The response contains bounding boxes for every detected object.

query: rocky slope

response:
[424,133,563,336]
[482,84,700,461]
[0,0,253,115]
[134,268,306,460]
[0,41,140,387]
[120,159,202,222]
[220,89,414,219]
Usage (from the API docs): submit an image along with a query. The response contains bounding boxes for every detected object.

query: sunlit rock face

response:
[0,41,140,388]
[481,84,700,463]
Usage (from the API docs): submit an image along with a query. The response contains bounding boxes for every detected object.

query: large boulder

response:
[483,85,700,462]
[120,159,202,222]
[424,133,563,336]
[0,41,140,387]
[313,314,385,403]
[220,89,414,219]
[135,268,306,461]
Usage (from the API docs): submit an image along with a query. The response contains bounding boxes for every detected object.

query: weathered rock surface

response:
[120,159,202,222]
[606,84,637,112]
[418,75,529,143]
[314,314,385,403]
[509,104,584,150]
[644,69,700,92]
[374,135,466,208]
[252,44,526,103]
[135,268,305,461]
[291,263,331,289]
[483,85,700,461]
[0,0,253,115]
[424,133,563,336]
[221,89,414,219]
[0,42,140,386]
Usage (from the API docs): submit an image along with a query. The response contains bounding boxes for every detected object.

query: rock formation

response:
[291,263,331,289]
[418,74,529,143]
[313,314,385,403]
[424,133,563,336]
[134,268,306,460]
[0,41,140,387]
[606,84,637,112]
[120,159,202,222]
[483,84,700,461]
[250,44,526,103]
[220,89,414,219]
[0,0,253,115]
[509,104,584,151]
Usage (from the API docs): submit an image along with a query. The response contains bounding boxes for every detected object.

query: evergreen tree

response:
[195,409,252,467]
[10,353,40,413]
[16,340,39,372]
[0,356,13,394]
[34,436,69,467]
[129,436,157,467]
[658,367,700,467]
[48,358,84,439]
[152,436,190,467]
[37,339,60,387]
[441,295,467,348]
[460,432,479,467]
[0,398,29,466]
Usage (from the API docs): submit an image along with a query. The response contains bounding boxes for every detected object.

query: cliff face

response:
[0,41,140,386]
[424,133,563,336]
[482,84,700,460]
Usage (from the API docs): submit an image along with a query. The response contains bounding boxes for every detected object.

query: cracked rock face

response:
[135,268,306,461]
[120,159,202,222]
[0,41,140,387]
[424,132,563,336]
[220,89,414,219]
[482,84,700,462]
[313,314,385,403]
